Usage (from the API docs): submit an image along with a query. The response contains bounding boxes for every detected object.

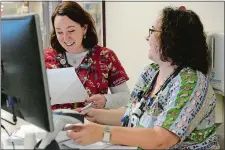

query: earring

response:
[84,35,86,39]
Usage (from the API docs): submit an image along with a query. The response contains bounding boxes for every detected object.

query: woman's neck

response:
[157,62,177,84]
[69,45,86,54]
[150,62,176,97]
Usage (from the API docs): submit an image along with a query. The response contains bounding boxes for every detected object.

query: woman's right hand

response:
[80,108,98,123]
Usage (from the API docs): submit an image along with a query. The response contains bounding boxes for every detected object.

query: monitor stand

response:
[35,109,84,150]
[35,139,60,150]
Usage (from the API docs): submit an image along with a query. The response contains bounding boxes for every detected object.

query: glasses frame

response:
[149,28,161,37]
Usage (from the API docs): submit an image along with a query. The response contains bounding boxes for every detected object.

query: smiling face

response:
[146,16,162,64]
[54,15,87,53]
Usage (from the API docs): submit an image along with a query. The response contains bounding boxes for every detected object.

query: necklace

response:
[154,68,177,94]
[144,65,182,99]
[139,66,183,115]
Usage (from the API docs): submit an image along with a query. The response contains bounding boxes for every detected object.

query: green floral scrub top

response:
[124,63,219,149]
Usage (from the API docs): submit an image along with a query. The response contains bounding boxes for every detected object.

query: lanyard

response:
[121,66,183,127]
[75,51,93,85]
[143,66,183,99]
[56,47,95,86]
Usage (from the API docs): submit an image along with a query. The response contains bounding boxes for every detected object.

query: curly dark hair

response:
[50,1,98,53]
[159,7,211,75]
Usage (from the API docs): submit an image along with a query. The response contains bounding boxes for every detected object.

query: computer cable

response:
[1,124,15,150]
[1,96,17,125]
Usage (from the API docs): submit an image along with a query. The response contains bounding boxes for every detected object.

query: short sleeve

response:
[107,50,129,87]
[154,69,210,142]
[44,48,59,69]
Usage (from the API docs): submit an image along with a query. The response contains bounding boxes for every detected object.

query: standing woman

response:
[44,1,130,110]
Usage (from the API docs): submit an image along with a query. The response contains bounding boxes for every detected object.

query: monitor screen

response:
[1,14,54,132]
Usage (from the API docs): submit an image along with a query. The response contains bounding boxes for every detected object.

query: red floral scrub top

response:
[44,45,129,110]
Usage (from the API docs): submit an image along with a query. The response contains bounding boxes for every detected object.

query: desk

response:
[1,109,29,132]
[1,109,68,149]
[1,109,29,149]
[1,109,136,149]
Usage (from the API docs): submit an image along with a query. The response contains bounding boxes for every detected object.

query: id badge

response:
[139,112,151,127]
[139,112,157,128]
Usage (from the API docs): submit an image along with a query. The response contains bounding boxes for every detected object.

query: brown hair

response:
[159,7,211,75]
[50,1,98,53]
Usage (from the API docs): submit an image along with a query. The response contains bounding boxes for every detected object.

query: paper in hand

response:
[46,67,88,105]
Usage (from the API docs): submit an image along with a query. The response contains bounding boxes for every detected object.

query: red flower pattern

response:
[44,45,129,110]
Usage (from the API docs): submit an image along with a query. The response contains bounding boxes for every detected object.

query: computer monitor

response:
[1,14,54,132]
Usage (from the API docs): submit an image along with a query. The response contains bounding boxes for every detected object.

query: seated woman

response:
[44,1,130,110]
[65,6,219,149]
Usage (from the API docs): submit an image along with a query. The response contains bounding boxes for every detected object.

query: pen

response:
[80,102,94,112]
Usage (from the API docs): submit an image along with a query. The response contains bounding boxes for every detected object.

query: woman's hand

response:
[66,122,104,146]
[80,108,98,123]
[86,94,107,109]
[74,108,98,123]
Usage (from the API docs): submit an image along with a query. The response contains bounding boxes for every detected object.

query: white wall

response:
[105,1,224,90]
[105,2,224,124]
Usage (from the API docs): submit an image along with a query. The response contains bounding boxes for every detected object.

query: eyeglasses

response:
[149,28,161,37]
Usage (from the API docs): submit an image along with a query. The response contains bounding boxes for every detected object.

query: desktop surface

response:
[1,109,136,149]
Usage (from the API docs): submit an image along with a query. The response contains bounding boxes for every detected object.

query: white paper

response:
[61,140,137,149]
[11,124,47,139]
[105,145,137,149]
[61,140,112,149]
[46,67,89,105]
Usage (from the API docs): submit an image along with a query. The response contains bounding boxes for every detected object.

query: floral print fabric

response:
[44,45,129,110]
[126,63,219,149]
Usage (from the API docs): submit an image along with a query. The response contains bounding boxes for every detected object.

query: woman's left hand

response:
[66,122,104,146]
[86,94,107,109]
